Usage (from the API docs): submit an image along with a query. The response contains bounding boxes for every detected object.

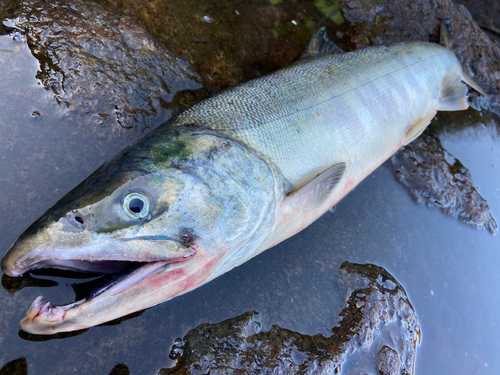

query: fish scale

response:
[176,42,457,188]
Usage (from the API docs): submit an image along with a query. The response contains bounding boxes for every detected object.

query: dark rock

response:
[0,357,27,375]
[391,131,497,233]
[108,363,130,375]
[3,0,202,136]
[0,0,21,23]
[160,262,420,375]
[94,0,355,92]
[379,346,401,375]
[455,0,500,43]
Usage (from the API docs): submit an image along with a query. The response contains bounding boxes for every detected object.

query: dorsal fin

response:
[301,27,343,59]
[439,19,460,53]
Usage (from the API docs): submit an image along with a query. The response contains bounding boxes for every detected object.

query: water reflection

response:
[1,274,58,295]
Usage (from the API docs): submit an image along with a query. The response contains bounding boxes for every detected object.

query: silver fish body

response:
[1,27,477,334]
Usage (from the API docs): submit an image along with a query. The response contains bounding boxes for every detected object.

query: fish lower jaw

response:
[18,260,174,335]
[17,248,223,335]
[20,296,84,334]
[28,296,77,322]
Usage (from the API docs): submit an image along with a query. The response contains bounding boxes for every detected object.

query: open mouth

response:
[2,226,226,335]
[26,259,175,325]
[1,234,206,334]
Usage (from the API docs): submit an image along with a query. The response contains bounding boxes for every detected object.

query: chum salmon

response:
[1,22,487,334]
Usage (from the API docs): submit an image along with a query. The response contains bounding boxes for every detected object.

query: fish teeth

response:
[28,296,64,321]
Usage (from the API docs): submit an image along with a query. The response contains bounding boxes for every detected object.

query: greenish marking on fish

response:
[150,137,190,166]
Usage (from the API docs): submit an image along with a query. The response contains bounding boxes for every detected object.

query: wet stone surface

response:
[0,357,27,375]
[378,346,402,375]
[161,262,421,375]
[2,0,202,136]
[94,0,355,92]
[391,131,497,234]
[455,0,500,43]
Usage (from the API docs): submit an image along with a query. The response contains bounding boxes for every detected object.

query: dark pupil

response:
[129,198,144,214]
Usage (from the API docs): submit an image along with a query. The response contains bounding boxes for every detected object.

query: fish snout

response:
[2,237,31,277]
[2,212,60,277]
[2,215,66,277]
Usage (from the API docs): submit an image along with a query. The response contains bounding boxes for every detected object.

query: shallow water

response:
[1,1,500,374]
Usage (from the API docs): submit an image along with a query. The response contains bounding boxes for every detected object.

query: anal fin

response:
[286,162,346,211]
[405,111,436,145]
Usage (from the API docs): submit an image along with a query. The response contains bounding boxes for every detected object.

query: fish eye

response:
[122,192,150,220]
[68,213,85,228]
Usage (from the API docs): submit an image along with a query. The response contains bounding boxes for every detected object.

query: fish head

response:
[1,128,277,334]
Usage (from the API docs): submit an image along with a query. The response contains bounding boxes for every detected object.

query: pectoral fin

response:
[286,162,346,211]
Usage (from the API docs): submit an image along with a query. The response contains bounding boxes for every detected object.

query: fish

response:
[1,21,487,334]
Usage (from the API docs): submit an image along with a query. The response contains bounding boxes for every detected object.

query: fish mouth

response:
[21,259,177,330]
[2,235,215,335]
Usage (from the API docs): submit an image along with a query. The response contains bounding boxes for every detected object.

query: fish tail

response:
[437,70,468,111]
[439,19,489,97]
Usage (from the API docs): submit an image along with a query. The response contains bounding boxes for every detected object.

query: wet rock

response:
[391,131,497,233]
[160,262,421,375]
[108,363,130,375]
[378,346,401,375]
[336,0,500,117]
[0,0,21,23]
[455,0,500,43]
[95,0,355,92]
[0,357,27,375]
[2,0,202,136]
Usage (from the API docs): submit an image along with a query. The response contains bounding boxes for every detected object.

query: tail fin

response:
[439,19,489,96]
[437,71,468,111]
